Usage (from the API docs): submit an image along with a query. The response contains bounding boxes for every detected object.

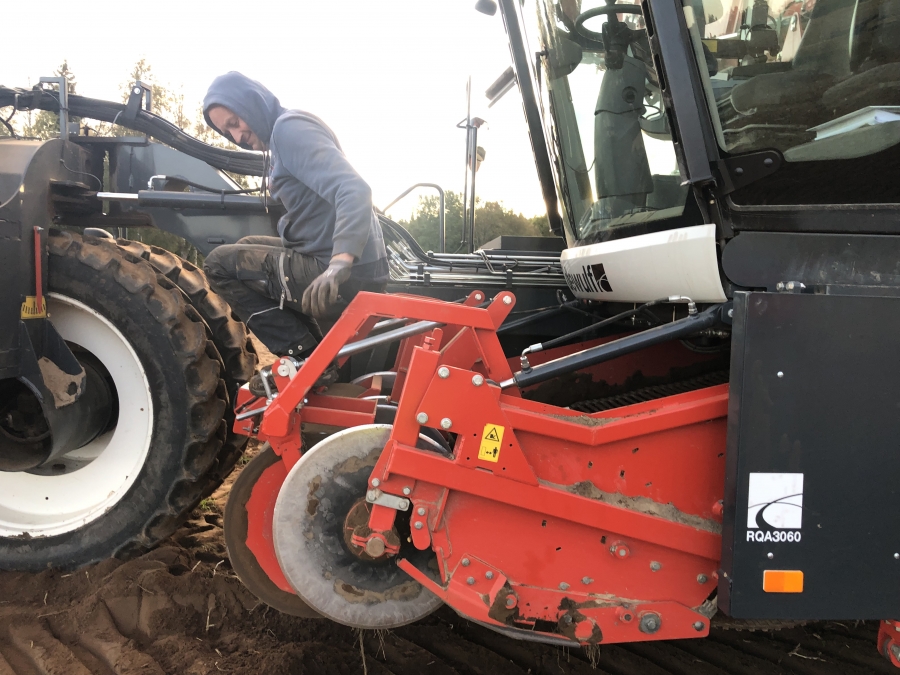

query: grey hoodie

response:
[203,72,388,281]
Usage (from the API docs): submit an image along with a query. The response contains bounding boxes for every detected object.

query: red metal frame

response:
[230,290,897,659]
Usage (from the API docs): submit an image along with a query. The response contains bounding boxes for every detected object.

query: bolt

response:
[414,522,423,530]
[475,293,483,301]
[697,574,708,584]
[371,478,380,487]
[467,576,475,585]
[650,561,662,572]
[417,507,426,516]
[562,614,573,624]
[776,281,785,291]
[764,157,774,167]
[727,308,734,318]
[438,366,450,379]
[582,576,593,584]
[505,595,517,608]
[735,167,744,175]
[895,553,899,559]
[472,374,484,386]
[365,537,386,557]
[133,86,141,94]
[276,364,290,377]
[777,371,784,378]
[693,621,705,632]
[486,571,494,580]
[767,552,774,559]
[559,582,570,590]
[639,613,661,634]
[403,487,411,495]
[502,296,512,305]
[461,558,470,566]
[892,644,900,660]
[786,281,795,291]
[709,199,715,205]
[610,542,630,558]
[416,412,429,424]
[440,418,452,430]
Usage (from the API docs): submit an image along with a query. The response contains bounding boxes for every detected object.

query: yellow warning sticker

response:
[478,424,504,463]
[20,296,46,319]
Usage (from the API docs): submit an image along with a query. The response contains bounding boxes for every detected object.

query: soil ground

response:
[0,342,892,674]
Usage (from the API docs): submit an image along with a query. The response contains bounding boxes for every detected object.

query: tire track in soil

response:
[0,443,891,675]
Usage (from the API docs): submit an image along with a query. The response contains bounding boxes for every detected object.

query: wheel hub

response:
[343,498,401,561]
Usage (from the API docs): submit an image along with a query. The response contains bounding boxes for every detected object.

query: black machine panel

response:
[720,291,900,619]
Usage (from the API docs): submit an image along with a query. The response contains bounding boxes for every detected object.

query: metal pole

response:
[382,183,446,253]
[336,320,444,359]
[39,76,68,138]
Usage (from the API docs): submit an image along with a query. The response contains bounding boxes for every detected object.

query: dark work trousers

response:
[204,236,385,357]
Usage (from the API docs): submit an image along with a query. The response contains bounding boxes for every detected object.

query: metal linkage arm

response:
[502,304,726,389]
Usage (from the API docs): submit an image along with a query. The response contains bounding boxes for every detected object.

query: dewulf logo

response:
[565,263,613,294]
[746,473,803,543]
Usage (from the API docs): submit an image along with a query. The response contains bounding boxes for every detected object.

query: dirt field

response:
[0,443,893,675]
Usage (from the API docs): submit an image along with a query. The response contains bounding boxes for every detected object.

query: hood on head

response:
[203,72,286,148]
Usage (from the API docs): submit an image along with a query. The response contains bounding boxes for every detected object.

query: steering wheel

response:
[574,3,643,43]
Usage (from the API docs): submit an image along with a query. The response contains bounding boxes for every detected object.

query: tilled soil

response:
[0,452,892,675]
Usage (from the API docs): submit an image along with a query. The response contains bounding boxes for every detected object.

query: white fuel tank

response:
[560,224,727,303]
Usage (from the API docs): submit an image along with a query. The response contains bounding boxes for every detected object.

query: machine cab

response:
[506,0,900,302]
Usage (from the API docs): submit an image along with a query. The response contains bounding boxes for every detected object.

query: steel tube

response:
[337,320,443,359]
[97,191,269,212]
[501,305,723,389]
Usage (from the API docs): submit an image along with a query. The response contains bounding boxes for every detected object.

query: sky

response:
[1,0,546,220]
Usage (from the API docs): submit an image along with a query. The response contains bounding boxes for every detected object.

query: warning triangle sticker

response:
[485,427,501,442]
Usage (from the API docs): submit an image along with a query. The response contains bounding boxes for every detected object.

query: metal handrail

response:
[382,183,446,253]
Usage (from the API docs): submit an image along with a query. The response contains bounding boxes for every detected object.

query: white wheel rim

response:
[0,293,153,537]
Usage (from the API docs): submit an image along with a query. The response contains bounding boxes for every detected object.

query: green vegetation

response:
[397,191,552,252]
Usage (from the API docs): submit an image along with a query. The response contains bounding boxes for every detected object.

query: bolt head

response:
[505,595,516,608]
[697,574,708,584]
[485,571,494,579]
[562,614,573,624]
[461,558,470,567]
[467,576,475,585]
[402,487,411,495]
[417,507,426,516]
[371,478,380,487]
[727,308,734,318]
[502,295,512,305]
[776,282,785,291]
[440,418,452,430]
[639,613,661,634]
[276,365,290,377]
[414,521,423,530]
[365,537,386,557]
[472,374,484,386]
[767,552,774,559]
[416,412,429,424]
[559,582,570,590]
[438,366,450,379]
[786,281,795,291]
[777,371,784,378]
[895,553,899,559]
[693,621,705,632]
[582,576,592,585]
[650,561,661,572]
[764,157,774,166]
[475,294,483,301]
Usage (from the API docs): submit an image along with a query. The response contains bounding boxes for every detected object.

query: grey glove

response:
[301,258,352,318]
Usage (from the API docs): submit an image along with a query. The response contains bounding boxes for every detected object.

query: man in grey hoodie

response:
[201,72,389,362]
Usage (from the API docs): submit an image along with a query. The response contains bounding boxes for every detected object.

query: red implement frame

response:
[231,291,900,657]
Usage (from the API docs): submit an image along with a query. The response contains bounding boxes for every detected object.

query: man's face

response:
[207,106,264,151]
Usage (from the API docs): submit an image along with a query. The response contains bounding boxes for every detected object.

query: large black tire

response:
[0,232,229,571]
[114,239,257,491]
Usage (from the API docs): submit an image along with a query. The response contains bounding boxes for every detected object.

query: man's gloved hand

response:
[302,257,352,318]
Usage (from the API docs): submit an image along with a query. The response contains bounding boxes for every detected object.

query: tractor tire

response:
[114,239,257,492]
[0,232,229,571]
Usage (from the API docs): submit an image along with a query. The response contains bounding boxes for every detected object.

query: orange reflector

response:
[763,570,804,593]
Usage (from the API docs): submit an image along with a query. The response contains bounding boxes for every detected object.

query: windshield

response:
[523,0,687,241]
[688,0,900,203]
